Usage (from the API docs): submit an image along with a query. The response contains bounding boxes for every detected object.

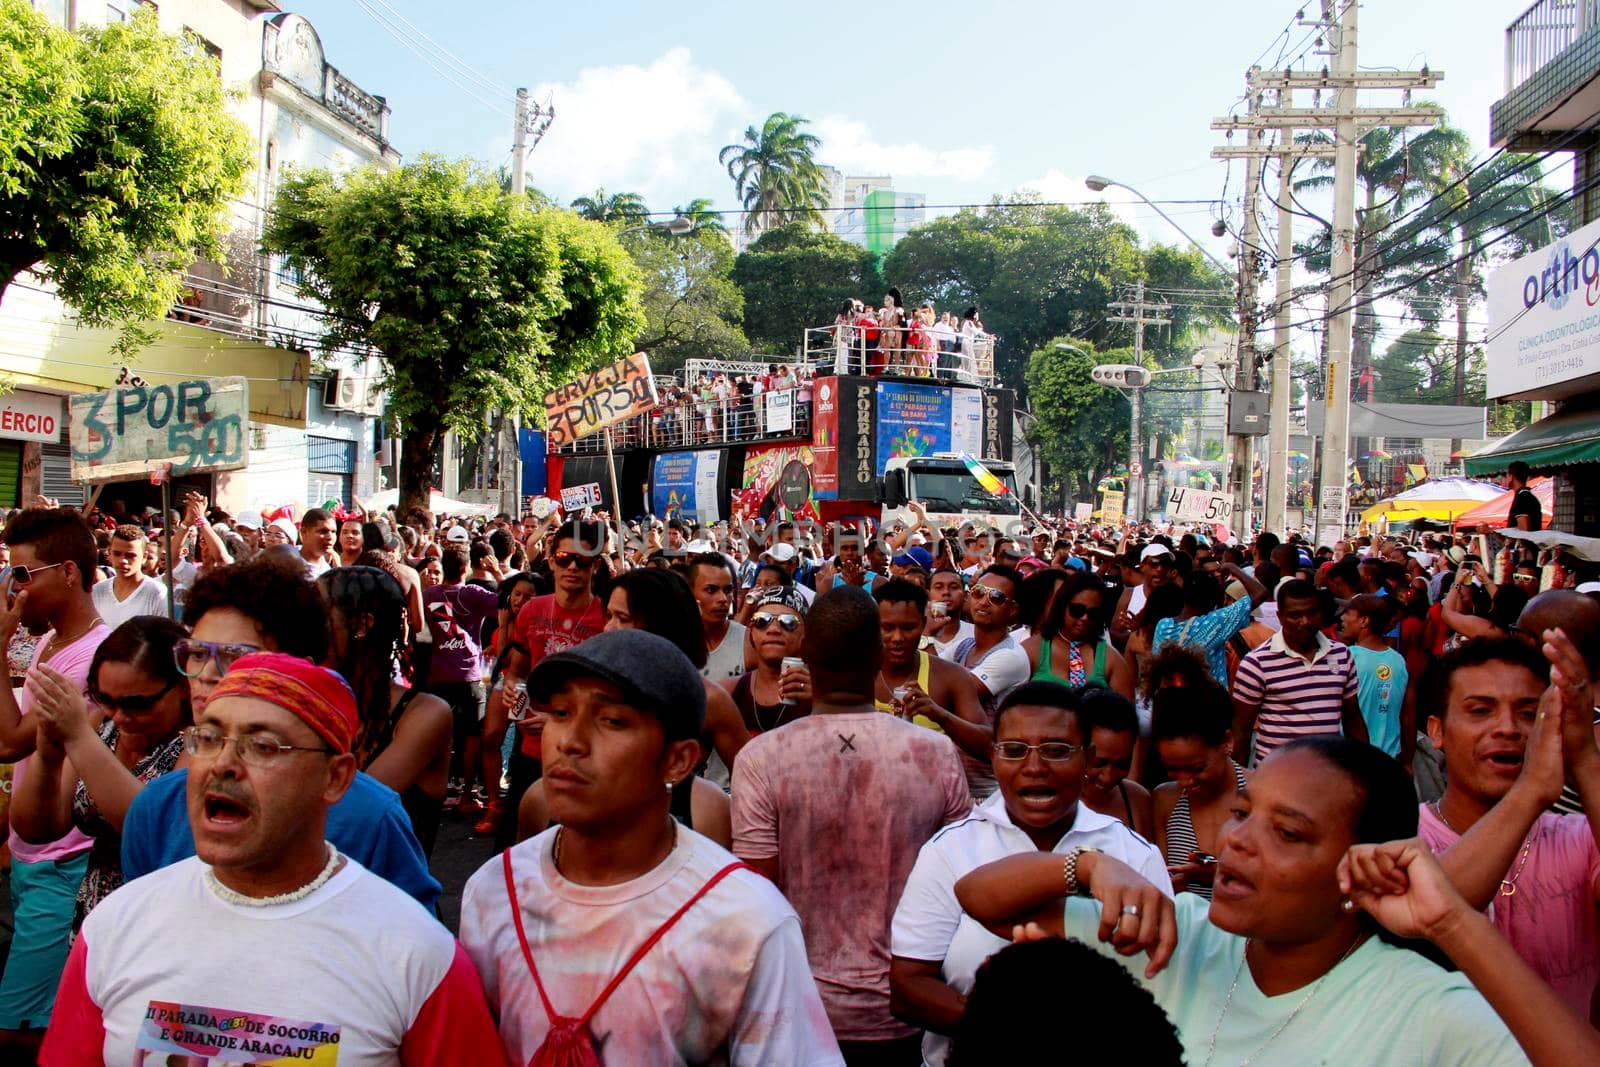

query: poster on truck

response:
[875,381,950,476]
[651,451,723,523]
[735,443,820,523]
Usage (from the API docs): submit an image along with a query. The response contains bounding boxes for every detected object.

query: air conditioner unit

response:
[359,375,387,417]
[328,370,362,411]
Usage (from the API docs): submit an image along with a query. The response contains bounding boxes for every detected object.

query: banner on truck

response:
[875,381,950,476]
[651,451,723,522]
[735,443,820,523]
[765,389,794,433]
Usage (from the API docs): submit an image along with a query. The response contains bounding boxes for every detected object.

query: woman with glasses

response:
[1023,570,1134,701]
[12,617,189,928]
[319,567,452,855]
[889,682,1169,1067]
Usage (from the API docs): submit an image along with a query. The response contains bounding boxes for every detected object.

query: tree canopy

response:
[1024,337,1135,501]
[623,227,748,378]
[732,224,883,355]
[0,2,252,341]
[262,156,644,514]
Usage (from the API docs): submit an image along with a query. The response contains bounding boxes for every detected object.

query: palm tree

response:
[1295,119,1470,381]
[671,197,728,239]
[492,164,553,208]
[1406,153,1569,404]
[570,188,648,223]
[718,112,830,237]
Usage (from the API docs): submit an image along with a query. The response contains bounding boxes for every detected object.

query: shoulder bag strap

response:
[502,848,560,1024]
[575,860,751,1027]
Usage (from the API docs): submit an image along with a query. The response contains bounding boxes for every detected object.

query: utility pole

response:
[511,88,530,197]
[1106,279,1170,523]
[1210,1,1440,546]
[1229,104,1266,540]
[1269,151,1295,535]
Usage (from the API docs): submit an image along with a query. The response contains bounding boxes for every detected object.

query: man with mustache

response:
[41,654,505,1066]
[461,629,840,1064]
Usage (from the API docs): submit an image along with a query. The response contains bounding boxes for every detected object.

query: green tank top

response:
[1033,636,1110,688]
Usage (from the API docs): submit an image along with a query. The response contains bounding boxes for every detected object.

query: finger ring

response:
[1341,898,1356,913]
[1122,904,1140,917]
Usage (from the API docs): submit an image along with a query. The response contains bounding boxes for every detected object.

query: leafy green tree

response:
[571,187,648,223]
[886,197,1232,387]
[719,112,829,236]
[0,3,251,340]
[263,156,644,515]
[492,164,554,209]
[622,228,747,377]
[732,224,882,355]
[1023,337,1136,501]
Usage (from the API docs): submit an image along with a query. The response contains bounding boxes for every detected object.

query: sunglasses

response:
[750,612,801,632]
[7,562,65,586]
[174,639,261,678]
[550,551,595,570]
[1066,602,1093,619]
[967,585,1012,605]
[89,678,179,714]
[1512,573,1538,584]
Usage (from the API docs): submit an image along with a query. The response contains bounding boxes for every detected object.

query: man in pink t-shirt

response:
[0,508,110,1051]
[1418,628,1600,1021]
[734,587,970,1062]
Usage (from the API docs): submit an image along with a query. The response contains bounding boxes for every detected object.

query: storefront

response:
[0,390,63,509]
[1476,217,1600,534]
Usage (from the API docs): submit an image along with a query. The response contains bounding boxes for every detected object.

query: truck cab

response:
[881,452,1021,535]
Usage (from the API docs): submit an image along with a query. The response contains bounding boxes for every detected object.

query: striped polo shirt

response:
[1233,630,1358,764]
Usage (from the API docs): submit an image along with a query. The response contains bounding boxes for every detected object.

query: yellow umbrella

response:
[1359,499,1491,523]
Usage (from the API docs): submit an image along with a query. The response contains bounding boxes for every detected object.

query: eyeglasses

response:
[1512,573,1539,584]
[993,740,1084,762]
[89,679,179,714]
[750,612,801,632]
[183,724,330,766]
[967,585,1012,605]
[550,551,595,570]
[173,639,261,678]
[7,562,64,586]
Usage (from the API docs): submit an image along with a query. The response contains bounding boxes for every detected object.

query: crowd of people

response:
[646,365,818,447]
[0,489,1593,1064]
[830,291,992,382]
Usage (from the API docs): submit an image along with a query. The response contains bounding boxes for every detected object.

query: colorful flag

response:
[960,453,1010,495]
[1349,465,1363,487]
[1408,463,1427,484]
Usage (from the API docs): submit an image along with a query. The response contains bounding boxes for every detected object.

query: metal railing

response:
[551,386,816,455]
[1505,0,1600,95]
[801,325,996,386]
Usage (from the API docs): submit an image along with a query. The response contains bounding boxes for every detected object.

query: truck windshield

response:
[908,468,1020,515]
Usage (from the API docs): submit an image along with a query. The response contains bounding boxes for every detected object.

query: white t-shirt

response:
[951,633,1031,706]
[702,620,748,682]
[91,575,169,629]
[461,827,843,1066]
[44,855,505,1067]
[892,794,1170,1067]
[926,620,975,661]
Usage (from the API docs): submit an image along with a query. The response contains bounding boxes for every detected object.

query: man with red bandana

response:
[41,654,506,1067]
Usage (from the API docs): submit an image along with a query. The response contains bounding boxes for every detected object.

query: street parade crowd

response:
[0,483,1593,1064]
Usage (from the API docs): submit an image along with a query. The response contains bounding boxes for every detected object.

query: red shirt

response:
[513,593,605,756]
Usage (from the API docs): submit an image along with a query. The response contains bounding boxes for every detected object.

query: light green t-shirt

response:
[1063,895,1528,1066]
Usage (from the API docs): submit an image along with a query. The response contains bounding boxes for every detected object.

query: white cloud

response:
[519,49,746,210]
[812,116,994,182]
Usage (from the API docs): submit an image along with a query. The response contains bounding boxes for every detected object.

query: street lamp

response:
[620,215,694,238]
[1083,175,1232,275]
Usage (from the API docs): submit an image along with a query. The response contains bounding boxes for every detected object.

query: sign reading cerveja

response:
[70,377,248,482]
[543,353,657,449]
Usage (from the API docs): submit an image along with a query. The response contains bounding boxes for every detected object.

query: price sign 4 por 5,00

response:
[70,376,249,483]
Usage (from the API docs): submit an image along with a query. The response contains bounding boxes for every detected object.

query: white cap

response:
[234,510,263,530]
[445,526,470,544]
[763,542,799,563]
[908,531,927,546]
[269,517,297,541]
[1140,543,1174,562]
[1408,551,1437,567]
[1578,582,1600,595]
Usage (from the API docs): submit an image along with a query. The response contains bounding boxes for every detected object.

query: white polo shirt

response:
[890,791,1170,1067]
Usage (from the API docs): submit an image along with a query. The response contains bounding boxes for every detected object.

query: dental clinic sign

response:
[1487,216,1600,400]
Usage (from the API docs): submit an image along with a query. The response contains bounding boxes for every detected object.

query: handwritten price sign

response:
[70,376,248,483]
[542,353,657,449]
[1167,486,1233,523]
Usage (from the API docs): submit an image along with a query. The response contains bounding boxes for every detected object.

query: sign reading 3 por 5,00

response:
[71,376,249,482]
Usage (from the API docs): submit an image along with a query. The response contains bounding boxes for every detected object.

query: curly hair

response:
[1139,643,1214,704]
[318,566,408,766]
[182,553,328,662]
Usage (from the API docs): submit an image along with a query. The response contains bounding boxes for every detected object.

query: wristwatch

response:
[1062,846,1100,896]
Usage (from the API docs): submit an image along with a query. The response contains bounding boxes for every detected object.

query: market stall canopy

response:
[1463,402,1600,476]
[360,488,497,517]
[1359,477,1506,523]
[1453,477,1552,528]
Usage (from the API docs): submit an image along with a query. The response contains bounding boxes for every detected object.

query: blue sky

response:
[292,1,1531,256]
